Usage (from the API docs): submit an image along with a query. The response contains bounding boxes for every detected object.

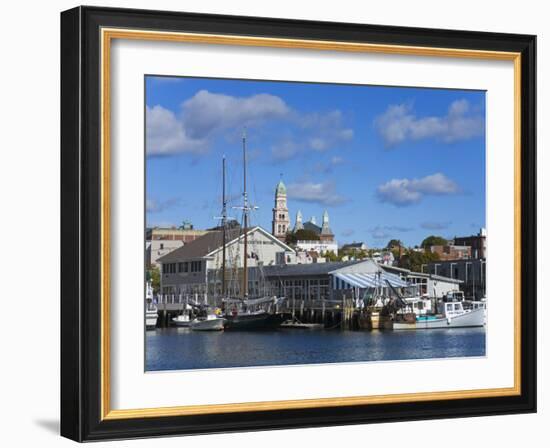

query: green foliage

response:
[386,239,403,249]
[324,250,340,262]
[399,250,440,273]
[285,229,320,245]
[148,266,161,293]
[421,235,448,248]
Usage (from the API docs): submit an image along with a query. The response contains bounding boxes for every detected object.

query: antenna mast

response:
[221,156,227,296]
[242,129,249,299]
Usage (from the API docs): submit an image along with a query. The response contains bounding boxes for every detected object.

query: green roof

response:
[276,180,286,195]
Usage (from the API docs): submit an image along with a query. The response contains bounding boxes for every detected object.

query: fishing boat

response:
[172,314,191,327]
[463,298,488,325]
[217,131,288,331]
[171,304,193,327]
[280,317,324,330]
[393,291,485,330]
[145,280,158,330]
[190,309,225,331]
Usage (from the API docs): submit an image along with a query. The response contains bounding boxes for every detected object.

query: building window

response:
[163,263,177,274]
[190,260,202,272]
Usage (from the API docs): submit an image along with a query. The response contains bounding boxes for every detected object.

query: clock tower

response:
[272,180,290,241]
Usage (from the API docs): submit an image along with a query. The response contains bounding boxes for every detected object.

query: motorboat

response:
[280,317,324,330]
[393,292,485,330]
[171,314,191,327]
[145,281,158,330]
[224,309,287,331]
[190,313,225,331]
[171,304,193,327]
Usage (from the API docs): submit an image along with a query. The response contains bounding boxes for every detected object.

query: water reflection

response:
[146,327,486,371]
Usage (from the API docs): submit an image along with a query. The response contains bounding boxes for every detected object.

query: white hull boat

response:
[190,315,225,331]
[146,309,158,330]
[393,298,485,330]
[172,314,192,327]
[145,280,158,330]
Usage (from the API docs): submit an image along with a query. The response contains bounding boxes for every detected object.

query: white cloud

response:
[287,181,348,206]
[369,225,413,240]
[147,90,354,159]
[271,139,302,161]
[341,229,355,237]
[375,99,484,146]
[146,197,182,213]
[377,173,459,206]
[146,105,207,156]
[421,221,451,230]
[182,90,290,138]
[371,226,391,240]
[301,110,354,152]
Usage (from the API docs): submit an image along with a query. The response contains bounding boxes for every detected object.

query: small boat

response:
[280,318,324,330]
[463,298,487,325]
[145,281,158,330]
[393,292,485,330]
[224,309,287,331]
[172,314,191,327]
[190,314,225,331]
[171,304,194,327]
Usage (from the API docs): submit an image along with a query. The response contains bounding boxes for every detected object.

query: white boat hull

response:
[146,311,158,330]
[172,317,191,327]
[190,317,225,331]
[394,308,485,330]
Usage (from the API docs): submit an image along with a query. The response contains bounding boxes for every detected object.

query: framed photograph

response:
[60,6,536,441]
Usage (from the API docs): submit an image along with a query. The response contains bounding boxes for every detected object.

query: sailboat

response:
[145,279,158,330]
[221,130,288,331]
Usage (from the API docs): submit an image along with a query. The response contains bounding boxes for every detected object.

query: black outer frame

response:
[60,5,537,442]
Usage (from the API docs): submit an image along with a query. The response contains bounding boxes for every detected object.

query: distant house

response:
[426,259,486,300]
[145,225,211,267]
[158,226,295,296]
[453,228,487,259]
[341,242,368,253]
[372,251,395,266]
[429,244,472,260]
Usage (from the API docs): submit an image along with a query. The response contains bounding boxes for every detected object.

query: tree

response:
[386,239,402,249]
[421,235,448,248]
[399,250,440,273]
[285,229,320,245]
[324,250,340,262]
[148,266,161,294]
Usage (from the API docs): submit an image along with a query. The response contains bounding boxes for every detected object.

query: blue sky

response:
[145,76,486,248]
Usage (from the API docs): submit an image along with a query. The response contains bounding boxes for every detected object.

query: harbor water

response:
[146,327,486,371]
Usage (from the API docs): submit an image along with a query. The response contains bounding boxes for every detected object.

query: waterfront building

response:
[429,244,472,261]
[146,239,184,268]
[295,239,339,255]
[204,258,459,305]
[425,259,486,300]
[272,180,290,241]
[146,223,209,243]
[453,228,487,259]
[145,223,210,267]
[382,264,462,298]
[158,225,295,296]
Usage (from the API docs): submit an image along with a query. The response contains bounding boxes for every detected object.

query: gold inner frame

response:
[100,28,522,420]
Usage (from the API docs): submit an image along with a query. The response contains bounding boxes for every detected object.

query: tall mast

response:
[221,155,227,296]
[242,129,248,299]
